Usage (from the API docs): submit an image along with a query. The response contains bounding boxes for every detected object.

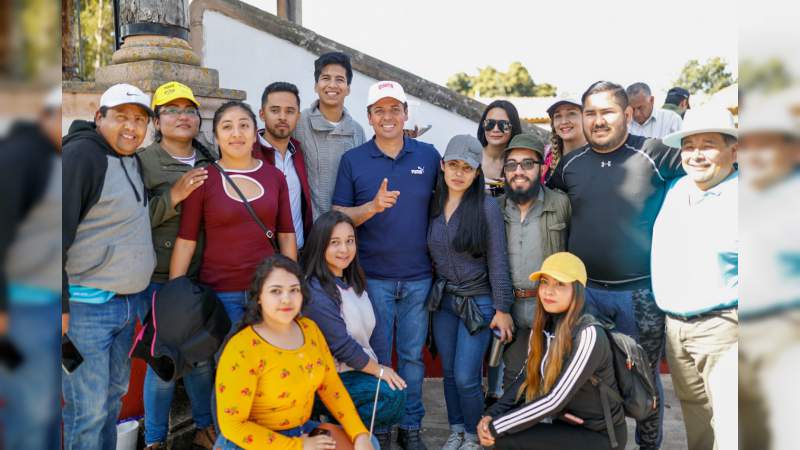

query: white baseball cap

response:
[367,81,407,107]
[99,83,153,115]
[44,86,62,109]
[546,98,582,117]
[662,106,737,148]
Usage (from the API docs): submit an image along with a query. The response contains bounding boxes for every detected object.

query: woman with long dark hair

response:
[213,255,375,450]
[477,253,626,450]
[170,101,297,330]
[427,135,514,450]
[477,100,522,196]
[301,211,406,450]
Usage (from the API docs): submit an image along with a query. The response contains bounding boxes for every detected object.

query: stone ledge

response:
[62,80,245,101]
[188,0,547,139]
[95,60,220,89]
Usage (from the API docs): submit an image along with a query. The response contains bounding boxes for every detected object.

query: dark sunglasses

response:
[503,159,541,172]
[483,119,513,133]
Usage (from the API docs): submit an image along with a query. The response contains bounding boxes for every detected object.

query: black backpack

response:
[589,323,658,448]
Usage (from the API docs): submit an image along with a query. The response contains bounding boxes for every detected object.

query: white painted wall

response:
[201,10,479,153]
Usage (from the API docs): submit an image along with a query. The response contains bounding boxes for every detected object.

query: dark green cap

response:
[504,133,546,159]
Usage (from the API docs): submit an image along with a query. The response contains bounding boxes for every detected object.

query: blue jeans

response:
[486,361,505,398]
[366,277,432,431]
[0,302,61,450]
[432,294,494,436]
[213,420,319,449]
[62,293,146,450]
[216,290,248,334]
[137,282,215,445]
[214,420,379,449]
[585,286,666,449]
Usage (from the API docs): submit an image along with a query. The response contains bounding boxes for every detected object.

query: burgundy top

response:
[178,160,294,291]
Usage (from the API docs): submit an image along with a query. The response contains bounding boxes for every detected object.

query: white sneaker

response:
[441,432,464,450]
[459,436,482,450]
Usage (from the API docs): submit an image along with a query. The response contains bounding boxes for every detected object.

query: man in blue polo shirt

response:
[651,107,739,450]
[333,80,439,450]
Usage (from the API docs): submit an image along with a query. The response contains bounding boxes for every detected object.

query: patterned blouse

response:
[215,317,368,449]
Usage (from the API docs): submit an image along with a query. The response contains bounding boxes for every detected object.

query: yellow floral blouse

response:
[215,317,369,449]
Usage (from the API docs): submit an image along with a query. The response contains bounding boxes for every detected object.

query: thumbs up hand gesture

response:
[371,178,400,214]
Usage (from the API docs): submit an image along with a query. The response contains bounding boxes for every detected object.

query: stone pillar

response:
[63,0,245,141]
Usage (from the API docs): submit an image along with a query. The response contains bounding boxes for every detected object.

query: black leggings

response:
[494,421,627,450]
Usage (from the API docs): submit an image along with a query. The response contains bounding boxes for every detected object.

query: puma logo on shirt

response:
[411,166,425,175]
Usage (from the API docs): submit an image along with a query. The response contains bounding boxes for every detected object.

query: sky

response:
[288,0,738,98]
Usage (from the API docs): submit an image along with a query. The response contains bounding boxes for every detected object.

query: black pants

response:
[494,421,627,450]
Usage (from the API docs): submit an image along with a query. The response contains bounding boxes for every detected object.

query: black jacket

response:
[130,277,231,381]
[486,314,625,437]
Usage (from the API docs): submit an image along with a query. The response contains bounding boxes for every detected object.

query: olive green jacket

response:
[137,140,218,283]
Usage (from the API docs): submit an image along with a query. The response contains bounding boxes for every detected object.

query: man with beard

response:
[494,133,571,392]
[548,81,684,450]
[256,82,312,250]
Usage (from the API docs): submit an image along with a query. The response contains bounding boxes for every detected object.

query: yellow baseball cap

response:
[529,252,588,287]
[151,81,200,110]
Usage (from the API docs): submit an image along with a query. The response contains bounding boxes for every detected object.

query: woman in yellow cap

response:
[137,81,218,449]
[476,252,627,450]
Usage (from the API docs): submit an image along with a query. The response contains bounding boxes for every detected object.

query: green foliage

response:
[447,62,557,97]
[673,57,735,95]
[79,0,114,80]
[20,0,59,79]
[446,72,474,95]
[739,58,794,95]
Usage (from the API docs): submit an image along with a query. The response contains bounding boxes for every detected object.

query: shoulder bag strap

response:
[211,160,279,252]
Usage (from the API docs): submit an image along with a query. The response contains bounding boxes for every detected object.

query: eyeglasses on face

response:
[503,158,541,172]
[483,119,513,133]
[159,106,199,117]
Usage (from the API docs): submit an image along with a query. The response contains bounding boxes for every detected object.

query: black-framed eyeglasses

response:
[483,119,513,133]
[503,159,541,172]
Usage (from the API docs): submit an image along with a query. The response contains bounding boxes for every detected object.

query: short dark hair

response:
[477,100,523,147]
[582,81,629,110]
[314,52,354,85]
[212,100,257,136]
[626,82,651,98]
[97,104,153,119]
[260,81,300,108]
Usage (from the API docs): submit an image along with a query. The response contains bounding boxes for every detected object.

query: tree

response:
[739,58,794,95]
[473,65,506,97]
[446,72,473,96]
[673,57,735,95]
[504,62,535,96]
[79,0,114,80]
[446,62,557,97]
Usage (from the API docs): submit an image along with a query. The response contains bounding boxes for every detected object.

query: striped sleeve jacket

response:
[486,320,625,437]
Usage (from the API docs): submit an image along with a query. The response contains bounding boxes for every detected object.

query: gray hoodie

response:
[62,120,156,311]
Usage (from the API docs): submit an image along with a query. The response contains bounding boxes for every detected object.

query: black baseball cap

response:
[666,87,690,99]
